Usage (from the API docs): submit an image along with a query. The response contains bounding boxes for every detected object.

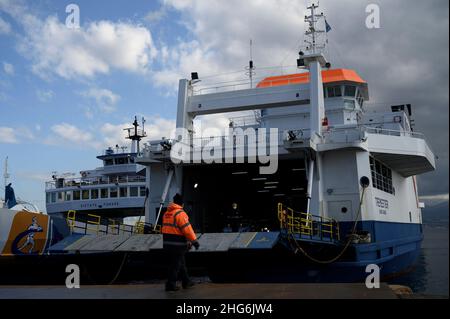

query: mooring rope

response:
[286,187,367,264]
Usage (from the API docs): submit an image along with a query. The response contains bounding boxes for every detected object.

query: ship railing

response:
[140,127,313,159]
[277,203,340,242]
[228,114,262,127]
[322,126,365,144]
[186,128,311,149]
[46,175,146,190]
[362,126,425,139]
[361,126,434,154]
[321,125,428,146]
[66,210,159,236]
[191,66,306,95]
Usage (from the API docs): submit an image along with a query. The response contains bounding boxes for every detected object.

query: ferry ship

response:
[136,3,436,282]
[45,117,148,220]
[0,3,437,285]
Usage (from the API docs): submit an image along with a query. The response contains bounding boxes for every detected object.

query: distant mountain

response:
[422,201,449,224]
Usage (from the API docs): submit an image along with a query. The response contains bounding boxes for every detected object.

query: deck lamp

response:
[191,72,201,84]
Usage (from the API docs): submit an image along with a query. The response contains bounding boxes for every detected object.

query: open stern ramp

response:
[47,232,280,253]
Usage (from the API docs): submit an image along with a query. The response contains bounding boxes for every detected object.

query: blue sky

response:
[0,0,449,210]
[0,0,186,208]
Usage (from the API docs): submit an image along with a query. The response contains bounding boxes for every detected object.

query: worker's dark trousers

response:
[165,245,190,288]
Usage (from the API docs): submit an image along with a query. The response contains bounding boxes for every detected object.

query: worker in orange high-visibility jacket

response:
[162,193,200,291]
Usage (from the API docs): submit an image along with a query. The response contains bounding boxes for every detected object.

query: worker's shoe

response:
[165,283,180,292]
[182,281,195,289]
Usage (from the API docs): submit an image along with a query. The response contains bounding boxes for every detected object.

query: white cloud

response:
[3,62,14,75]
[0,127,18,143]
[36,89,54,102]
[1,1,158,80]
[0,126,34,144]
[81,88,120,113]
[0,16,11,34]
[16,171,49,182]
[47,123,100,149]
[153,0,306,90]
[84,107,94,120]
[144,7,167,24]
[44,117,176,151]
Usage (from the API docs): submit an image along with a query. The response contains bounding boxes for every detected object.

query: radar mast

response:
[125,116,147,153]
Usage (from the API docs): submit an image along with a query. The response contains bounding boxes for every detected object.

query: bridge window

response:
[115,157,127,165]
[356,90,364,107]
[370,157,394,194]
[104,159,114,166]
[327,85,342,98]
[73,190,81,201]
[130,186,138,197]
[344,85,356,97]
[91,189,99,199]
[101,188,108,199]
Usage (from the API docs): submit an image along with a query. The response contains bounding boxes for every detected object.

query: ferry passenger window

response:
[58,192,64,202]
[130,187,138,197]
[46,193,51,204]
[140,186,146,197]
[344,86,356,97]
[120,187,128,197]
[104,159,114,166]
[334,86,342,97]
[73,190,80,200]
[370,156,394,194]
[129,157,135,164]
[66,192,72,201]
[51,192,56,203]
[110,188,118,198]
[91,189,99,199]
[101,188,108,198]
[82,190,89,200]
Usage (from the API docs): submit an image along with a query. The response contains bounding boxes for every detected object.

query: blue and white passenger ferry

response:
[45,118,148,220]
[136,3,436,282]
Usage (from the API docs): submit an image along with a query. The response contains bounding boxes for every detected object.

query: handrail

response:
[277,203,340,241]
[65,210,159,236]
[46,175,146,190]
[362,126,425,139]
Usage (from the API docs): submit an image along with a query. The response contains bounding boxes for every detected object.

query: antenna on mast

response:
[124,116,147,154]
[245,39,256,88]
[304,3,327,54]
